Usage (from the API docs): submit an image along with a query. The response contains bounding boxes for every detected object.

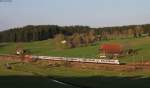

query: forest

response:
[0,24,150,43]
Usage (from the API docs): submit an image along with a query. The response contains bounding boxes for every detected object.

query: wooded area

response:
[0,24,150,43]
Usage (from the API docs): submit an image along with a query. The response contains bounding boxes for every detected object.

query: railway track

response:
[1,55,150,71]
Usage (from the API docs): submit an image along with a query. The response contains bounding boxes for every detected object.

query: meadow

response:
[0,37,150,88]
[0,37,150,63]
[1,59,150,88]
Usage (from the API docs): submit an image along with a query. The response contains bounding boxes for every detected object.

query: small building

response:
[99,44,123,58]
[16,48,24,55]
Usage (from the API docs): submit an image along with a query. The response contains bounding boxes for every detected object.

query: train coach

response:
[29,55,120,65]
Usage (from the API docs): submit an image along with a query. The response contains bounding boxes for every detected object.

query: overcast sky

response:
[0,0,150,30]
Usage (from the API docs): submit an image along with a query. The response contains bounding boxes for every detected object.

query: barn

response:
[100,44,123,58]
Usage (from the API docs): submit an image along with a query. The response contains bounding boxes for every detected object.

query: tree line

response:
[0,24,150,43]
[53,30,97,49]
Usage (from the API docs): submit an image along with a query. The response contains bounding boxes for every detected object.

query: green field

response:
[1,59,150,88]
[0,37,150,63]
[0,37,150,88]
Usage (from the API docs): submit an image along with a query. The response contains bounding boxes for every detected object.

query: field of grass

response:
[0,61,78,88]
[0,37,150,63]
[1,60,150,88]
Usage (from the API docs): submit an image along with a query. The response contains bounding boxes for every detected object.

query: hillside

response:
[0,36,150,88]
[0,37,150,63]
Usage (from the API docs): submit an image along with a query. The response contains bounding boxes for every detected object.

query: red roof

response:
[100,44,123,54]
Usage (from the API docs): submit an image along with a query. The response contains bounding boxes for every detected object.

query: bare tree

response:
[127,28,134,37]
[80,33,90,46]
[88,30,96,43]
[71,33,81,47]
[53,34,66,49]
[134,26,144,37]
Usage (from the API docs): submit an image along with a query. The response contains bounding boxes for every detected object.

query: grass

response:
[1,60,150,88]
[0,37,150,88]
[0,61,78,88]
[0,37,150,63]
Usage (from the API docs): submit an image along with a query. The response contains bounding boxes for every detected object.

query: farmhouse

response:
[16,48,24,55]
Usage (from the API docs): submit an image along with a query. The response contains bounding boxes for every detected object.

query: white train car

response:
[96,59,120,64]
[81,59,97,63]
[31,55,120,65]
[66,58,83,62]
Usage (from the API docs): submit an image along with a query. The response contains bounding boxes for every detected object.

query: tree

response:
[112,30,119,39]
[80,33,90,46]
[53,34,66,49]
[101,31,109,40]
[134,26,144,37]
[127,28,134,37]
[71,33,81,47]
[122,30,128,38]
[0,24,149,43]
[88,30,96,43]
